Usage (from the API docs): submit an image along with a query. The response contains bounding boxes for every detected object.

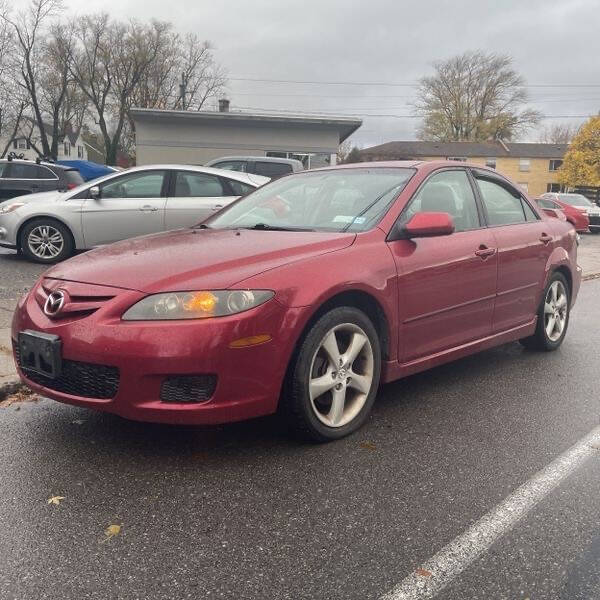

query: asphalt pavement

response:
[0,249,599,600]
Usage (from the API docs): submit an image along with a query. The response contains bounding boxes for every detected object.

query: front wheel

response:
[20,218,74,264]
[282,307,381,442]
[520,272,570,351]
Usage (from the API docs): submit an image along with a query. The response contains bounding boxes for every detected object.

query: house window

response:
[518,182,529,193]
[547,183,561,193]
[63,141,70,156]
[13,138,27,150]
[549,159,563,171]
[77,145,84,158]
[519,158,530,172]
[446,156,467,162]
[485,157,496,169]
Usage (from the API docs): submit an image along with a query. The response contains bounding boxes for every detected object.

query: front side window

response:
[7,163,39,179]
[549,159,563,171]
[174,172,224,197]
[38,166,58,180]
[213,160,247,172]
[400,169,481,232]
[519,158,530,172]
[476,177,529,225]
[99,171,166,199]
[227,179,254,196]
[208,167,415,233]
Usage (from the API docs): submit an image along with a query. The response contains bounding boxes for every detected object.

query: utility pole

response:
[179,72,189,110]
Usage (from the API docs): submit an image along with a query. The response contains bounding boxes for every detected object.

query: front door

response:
[387,168,498,362]
[82,170,167,246]
[472,171,553,332]
[164,171,236,230]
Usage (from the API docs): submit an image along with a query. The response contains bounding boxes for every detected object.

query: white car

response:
[0,165,269,263]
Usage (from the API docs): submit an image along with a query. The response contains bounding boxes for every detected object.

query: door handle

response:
[539,233,552,245]
[139,205,158,212]
[474,245,497,259]
[212,204,224,211]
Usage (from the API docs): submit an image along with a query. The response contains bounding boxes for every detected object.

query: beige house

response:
[359,141,568,198]
[130,104,362,169]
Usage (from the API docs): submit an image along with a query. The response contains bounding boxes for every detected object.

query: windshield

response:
[207,167,415,232]
[558,194,592,207]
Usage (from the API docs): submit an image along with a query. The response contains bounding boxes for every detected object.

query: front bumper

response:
[12,280,303,425]
[0,213,20,246]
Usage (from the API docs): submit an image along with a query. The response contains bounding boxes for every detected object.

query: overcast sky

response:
[64,0,600,148]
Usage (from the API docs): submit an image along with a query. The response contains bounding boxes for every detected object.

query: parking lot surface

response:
[1,240,599,599]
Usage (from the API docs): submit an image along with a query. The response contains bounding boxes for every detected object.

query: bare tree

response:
[1,0,63,158]
[416,51,541,142]
[538,123,577,144]
[71,15,175,165]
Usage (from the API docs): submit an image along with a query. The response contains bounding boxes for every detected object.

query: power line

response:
[229,76,600,89]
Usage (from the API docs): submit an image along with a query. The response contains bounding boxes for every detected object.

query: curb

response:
[583,272,600,281]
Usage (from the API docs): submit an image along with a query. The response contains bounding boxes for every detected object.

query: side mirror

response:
[89,185,100,199]
[402,212,455,238]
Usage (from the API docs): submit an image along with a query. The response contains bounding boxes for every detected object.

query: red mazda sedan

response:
[12,162,581,441]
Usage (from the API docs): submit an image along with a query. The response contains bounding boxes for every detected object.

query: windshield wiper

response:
[245,223,315,232]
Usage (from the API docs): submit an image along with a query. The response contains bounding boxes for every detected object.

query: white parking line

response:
[380,425,600,600]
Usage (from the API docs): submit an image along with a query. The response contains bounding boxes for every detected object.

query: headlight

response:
[0,202,24,214]
[122,290,274,320]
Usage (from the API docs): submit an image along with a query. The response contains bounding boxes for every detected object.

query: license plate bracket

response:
[18,330,62,379]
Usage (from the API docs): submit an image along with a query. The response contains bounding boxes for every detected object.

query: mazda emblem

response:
[44,291,65,316]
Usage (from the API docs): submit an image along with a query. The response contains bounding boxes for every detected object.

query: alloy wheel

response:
[28,225,64,260]
[544,280,568,342]
[308,323,374,428]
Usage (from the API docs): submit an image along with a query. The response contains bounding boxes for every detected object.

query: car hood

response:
[45,228,356,292]
[9,190,64,204]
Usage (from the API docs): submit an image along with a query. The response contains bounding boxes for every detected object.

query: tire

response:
[520,272,570,351]
[282,306,381,442]
[20,218,74,264]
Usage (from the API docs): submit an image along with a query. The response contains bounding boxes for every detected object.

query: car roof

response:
[0,158,73,171]
[205,156,304,168]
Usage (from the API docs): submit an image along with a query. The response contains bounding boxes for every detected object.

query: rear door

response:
[82,170,167,246]
[388,168,498,362]
[165,170,237,229]
[471,169,552,332]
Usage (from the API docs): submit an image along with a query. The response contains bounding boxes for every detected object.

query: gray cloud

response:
[64,0,600,147]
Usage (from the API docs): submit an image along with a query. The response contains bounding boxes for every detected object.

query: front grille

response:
[14,343,119,400]
[160,375,217,403]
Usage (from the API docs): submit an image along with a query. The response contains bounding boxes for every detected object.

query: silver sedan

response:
[0,165,269,263]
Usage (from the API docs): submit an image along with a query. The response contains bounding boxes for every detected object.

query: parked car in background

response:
[205,156,304,179]
[0,165,269,263]
[0,158,84,203]
[540,192,600,232]
[12,161,580,441]
[537,195,589,233]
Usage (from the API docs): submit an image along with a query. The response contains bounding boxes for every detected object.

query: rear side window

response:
[174,171,225,197]
[7,163,40,179]
[252,161,293,178]
[476,178,528,226]
[38,166,59,180]
[212,160,247,172]
[227,179,254,196]
[64,170,84,186]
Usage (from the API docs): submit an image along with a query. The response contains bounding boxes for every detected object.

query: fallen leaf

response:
[47,496,65,506]
[102,524,122,543]
[0,388,39,408]
[359,441,377,451]
[416,568,432,577]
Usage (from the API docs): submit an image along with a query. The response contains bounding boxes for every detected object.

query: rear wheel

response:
[520,272,570,351]
[282,307,381,442]
[20,218,74,264]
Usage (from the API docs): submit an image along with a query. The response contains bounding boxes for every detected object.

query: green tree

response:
[344,146,362,164]
[558,116,600,187]
[416,51,541,142]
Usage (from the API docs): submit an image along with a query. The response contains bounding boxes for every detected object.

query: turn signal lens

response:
[122,290,274,321]
[229,334,273,348]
